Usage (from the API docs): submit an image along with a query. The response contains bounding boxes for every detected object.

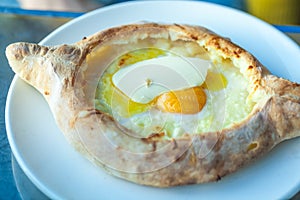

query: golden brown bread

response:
[5,23,300,187]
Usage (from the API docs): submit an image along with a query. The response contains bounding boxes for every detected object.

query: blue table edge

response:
[1,6,300,34]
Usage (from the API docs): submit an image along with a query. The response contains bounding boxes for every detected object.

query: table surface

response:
[0,6,300,200]
[0,12,72,200]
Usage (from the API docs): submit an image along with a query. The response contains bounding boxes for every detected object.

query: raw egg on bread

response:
[95,47,253,138]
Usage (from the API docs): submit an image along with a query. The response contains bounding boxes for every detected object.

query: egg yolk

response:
[156,86,206,114]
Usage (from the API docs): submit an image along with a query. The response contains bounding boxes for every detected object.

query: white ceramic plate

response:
[6,1,300,199]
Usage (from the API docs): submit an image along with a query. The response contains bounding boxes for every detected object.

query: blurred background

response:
[0,0,299,25]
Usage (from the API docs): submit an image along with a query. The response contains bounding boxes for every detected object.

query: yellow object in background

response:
[246,0,300,25]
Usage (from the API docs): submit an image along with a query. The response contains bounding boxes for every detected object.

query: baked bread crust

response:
[6,23,300,187]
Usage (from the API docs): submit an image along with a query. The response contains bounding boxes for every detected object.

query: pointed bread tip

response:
[6,42,48,61]
[5,41,85,96]
[5,42,49,75]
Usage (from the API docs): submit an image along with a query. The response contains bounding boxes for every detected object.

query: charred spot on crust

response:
[254,79,260,85]
[31,43,41,55]
[63,78,70,86]
[71,76,76,87]
[190,34,198,40]
[88,109,103,115]
[174,24,187,30]
[210,37,221,49]
[233,51,240,58]
[119,58,126,66]
[151,142,157,152]
[141,132,165,143]
[233,48,243,58]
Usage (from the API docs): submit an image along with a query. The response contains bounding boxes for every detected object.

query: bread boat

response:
[6,23,300,187]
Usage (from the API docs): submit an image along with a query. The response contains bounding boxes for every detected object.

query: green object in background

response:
[246,0,300,25]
